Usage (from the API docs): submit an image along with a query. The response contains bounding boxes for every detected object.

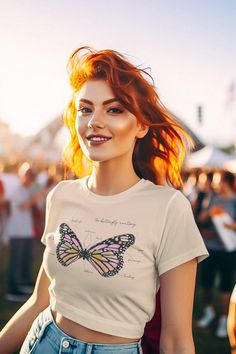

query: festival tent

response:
[223,158,236,173]
[185,145,232,169]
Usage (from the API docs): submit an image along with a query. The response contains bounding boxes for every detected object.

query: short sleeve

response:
[156,190,209,276]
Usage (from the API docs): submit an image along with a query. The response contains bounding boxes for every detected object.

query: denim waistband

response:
[38,306,142,352]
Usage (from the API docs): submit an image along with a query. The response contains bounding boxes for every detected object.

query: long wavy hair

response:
[63,47,192,188]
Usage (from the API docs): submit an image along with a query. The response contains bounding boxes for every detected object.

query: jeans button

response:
[62,340,70,348]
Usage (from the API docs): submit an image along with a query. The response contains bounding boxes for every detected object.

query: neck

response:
[87,159,140,196]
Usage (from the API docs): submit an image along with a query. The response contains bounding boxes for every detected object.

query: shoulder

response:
[143,180,187,209]
[47,178,83,201]
[165,189,192,215]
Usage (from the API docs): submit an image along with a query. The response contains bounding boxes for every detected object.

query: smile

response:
[88,137,111,142]
[86,134,112,145]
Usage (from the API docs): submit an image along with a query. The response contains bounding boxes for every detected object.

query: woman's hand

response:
[223,222,236,231]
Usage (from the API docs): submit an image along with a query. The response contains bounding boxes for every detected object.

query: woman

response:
[0,47,208,354]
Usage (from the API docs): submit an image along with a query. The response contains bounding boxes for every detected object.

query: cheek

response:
[111,118,138,138]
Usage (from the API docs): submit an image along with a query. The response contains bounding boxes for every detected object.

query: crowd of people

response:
[0,162,65,301]
[184,169,236,349]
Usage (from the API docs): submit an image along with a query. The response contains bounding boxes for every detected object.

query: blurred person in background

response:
[32,166,58,240]
[5,163,47,302]
[191,171,215,238]
[182,170,199,202]
[0,163,20,199]
[0,163,20,240]
[36,165,50,187]
[197,171,236,338]
[31,167,49,241]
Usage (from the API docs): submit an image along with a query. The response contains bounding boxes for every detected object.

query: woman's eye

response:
[77,107,92,114]
[108,107,124,114]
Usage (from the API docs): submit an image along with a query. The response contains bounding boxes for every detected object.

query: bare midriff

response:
[51,309,140,344]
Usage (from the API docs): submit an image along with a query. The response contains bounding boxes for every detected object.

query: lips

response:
[86,134,112,146]
[86,134,112,142]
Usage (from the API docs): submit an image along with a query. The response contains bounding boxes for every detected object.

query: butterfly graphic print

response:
[56,223,135,277]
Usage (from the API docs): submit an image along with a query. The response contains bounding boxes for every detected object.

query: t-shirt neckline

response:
[80,176,147,202]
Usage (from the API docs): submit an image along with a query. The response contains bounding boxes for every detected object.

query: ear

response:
[136,123,149,139]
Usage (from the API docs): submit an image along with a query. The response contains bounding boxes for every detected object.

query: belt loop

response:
[85,343,93,354]
[37,319,52,342]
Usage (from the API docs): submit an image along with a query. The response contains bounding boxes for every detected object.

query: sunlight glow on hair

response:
[63,47,192,188]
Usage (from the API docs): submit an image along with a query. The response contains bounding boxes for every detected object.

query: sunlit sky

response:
[0,0,236,146]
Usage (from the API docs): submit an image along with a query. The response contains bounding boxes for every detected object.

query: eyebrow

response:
[78,98,120,106]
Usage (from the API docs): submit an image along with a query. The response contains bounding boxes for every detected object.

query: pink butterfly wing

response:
[87,234,135,277]
[56,223,83,266]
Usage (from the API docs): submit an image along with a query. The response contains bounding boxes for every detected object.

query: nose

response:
[88,110,105,129]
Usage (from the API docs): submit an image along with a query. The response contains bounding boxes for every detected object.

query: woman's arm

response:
[159,259,197,354]
[0,263,50,354]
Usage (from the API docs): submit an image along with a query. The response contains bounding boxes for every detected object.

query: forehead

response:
[75,80,115,102]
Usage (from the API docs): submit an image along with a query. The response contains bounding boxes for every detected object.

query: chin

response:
[86,153,120,164]
[85,153,108,162]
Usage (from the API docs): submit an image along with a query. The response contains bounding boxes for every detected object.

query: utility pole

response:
[197,105,203,125]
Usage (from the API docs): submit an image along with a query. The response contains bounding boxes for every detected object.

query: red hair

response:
[63,47,192,188]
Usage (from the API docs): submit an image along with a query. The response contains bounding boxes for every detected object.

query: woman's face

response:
[75,80,147,164]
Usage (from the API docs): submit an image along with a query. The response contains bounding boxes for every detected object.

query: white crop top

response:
[41,177,208,338]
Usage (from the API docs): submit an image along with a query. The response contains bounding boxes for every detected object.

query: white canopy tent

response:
[223,158,236,173]
[185,146,232,169]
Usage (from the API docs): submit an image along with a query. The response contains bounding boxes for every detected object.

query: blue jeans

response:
[20,307,143,354]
